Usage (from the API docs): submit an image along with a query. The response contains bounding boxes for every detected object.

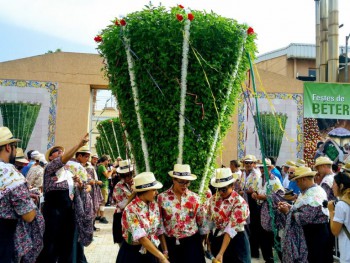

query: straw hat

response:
[45,146,65,162]
[256,158,272,167]
[291,166,316,181]
[0,127,20,146]
[295,158,306,167]
[314,156,333,167]
[132,172,163,192]
[342,162,350,172]
[211,168,237,188]
[15,148,29,164]
[117,159,134,174]
[168,164,197,181]
[76,145,91,154]
[91,154,98,159]
[243,154,257,162]
[283,160,296,168]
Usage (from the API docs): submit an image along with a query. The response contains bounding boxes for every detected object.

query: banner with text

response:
[304,82,350,119]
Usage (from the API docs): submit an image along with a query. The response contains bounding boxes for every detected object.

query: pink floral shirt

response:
[157,187,209,239]
[122,196,163,248]
[207,191,249,238]
[113,180,133,213]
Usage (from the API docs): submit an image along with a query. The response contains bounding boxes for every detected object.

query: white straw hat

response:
[0,127,20,146]
[168,164,197,181]
[291,167,317,181]
[76,145,91,154]
[132,172,163,192]
[314,156,333,167]
[117,159,134,174]
[211,168,237,188]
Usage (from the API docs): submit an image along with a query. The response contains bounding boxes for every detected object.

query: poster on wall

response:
[303,82,350,166]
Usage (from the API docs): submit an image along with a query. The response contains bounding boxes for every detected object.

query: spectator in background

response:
[314,141,325,161]
[314,156,336,201]
[26,151,45,191]
[21,149,35,177]
[268,157,283,184]
[282,160,296,189]
[287,166,301,196]
[15,148,29,173]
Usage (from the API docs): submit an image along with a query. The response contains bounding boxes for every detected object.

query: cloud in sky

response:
[0,0,349,61]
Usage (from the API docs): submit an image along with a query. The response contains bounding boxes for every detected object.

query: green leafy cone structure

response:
[254,112,288,161]
[0,102,41,151]
[95,118,130,161]
[96,5,257,192]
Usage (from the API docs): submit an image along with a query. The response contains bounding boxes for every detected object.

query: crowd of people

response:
[1,124,350,263]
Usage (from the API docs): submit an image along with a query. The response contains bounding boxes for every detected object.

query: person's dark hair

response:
[334,172,350,195]
[275,166,282,174]
[268,156,276,166]
[99,155,109,163]
[27,150,35,160]
[317,141,324,149]
[332,164,338,173]
[120,171,133,178]
[230,160,240,168]
[75,152,89,158]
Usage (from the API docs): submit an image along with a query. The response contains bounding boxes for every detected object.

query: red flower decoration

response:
[120,19,126,26]
[178,4,184,9]
[187,13,194,21]
[115,20,120,26]
[176,14,183,21]
[247,27,255,35]
[94,35,102,43]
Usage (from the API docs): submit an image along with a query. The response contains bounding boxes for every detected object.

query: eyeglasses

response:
[244,161,253,165]
[10,143,17,149]
[175,179,191,186]
[288,172,295,175]
[218,186,229,193]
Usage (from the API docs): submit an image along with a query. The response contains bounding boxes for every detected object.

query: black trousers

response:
[165,232,206,263]
[0,218,17,263]
[37,190,75,263]
[112,212,123,244]
[210,231,251,263]
[247,193,260,257]
[116,241,157,263]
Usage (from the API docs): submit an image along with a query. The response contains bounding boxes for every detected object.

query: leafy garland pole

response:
[110,119,121,158]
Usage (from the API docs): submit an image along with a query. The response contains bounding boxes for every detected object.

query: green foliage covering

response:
[0,102,41,151]
[255,112,288,160]
[96,5,257,192]
[96,118,129,161]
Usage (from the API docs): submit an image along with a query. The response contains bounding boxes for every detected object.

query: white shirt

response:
[283,176,290,189]
[333,201,350,263]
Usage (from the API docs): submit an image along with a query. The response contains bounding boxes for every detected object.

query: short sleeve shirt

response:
[97,165,109,189]
[333,201,350,263]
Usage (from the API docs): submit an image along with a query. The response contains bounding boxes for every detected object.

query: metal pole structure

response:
[315,0,321,82]
[327,0,339,83]
[346,34,349,82]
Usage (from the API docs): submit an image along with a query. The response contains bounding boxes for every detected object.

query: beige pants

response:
[101,188,108,204]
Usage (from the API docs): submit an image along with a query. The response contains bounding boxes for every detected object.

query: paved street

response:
[85,207,266,263]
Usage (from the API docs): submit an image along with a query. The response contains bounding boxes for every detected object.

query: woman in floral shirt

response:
[112,159,134,245]
[117,172,169,263]
[207,168,251,263]
[158,164,209,263]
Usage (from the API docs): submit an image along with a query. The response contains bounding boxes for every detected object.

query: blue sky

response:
[0,0,349,62]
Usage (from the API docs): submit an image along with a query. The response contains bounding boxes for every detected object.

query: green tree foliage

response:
[96,5,257,191]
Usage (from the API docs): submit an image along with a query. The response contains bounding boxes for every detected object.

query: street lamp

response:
[346,34,350,82]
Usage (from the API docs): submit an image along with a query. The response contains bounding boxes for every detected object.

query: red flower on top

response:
[94,35,102,43]
[178,4,184,9]
[187,13,194,21]
[115,20,120,26]
[176,14,183,21]
[247,27,255,35]
[120,19,126,26]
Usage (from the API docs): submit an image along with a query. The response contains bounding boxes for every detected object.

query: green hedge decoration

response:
[96,5,257,192]
[254,112,288,160]
[0,102,41,151]
[95,118,129,161]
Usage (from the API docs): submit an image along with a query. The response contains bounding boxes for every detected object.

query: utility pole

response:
[346,34,350,82]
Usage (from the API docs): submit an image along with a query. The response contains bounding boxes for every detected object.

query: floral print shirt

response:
[122,195,163,249]
[243,168,261,192]
[26,165,44,188]
[113,180,133,213]
[43,157,67,194]
[158,187,209,239]
[207,191,249,238]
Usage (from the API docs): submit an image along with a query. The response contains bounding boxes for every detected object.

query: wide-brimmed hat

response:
[0,127,21,146]
[291,166,316,181]
[211,168,237,188]
[295,158,306,167]
[256,158,272,167]
[91,154,98,159]
[117,159,134,174]
[283,160,296,168]
[168,164,197,181]
[314,156,333,167]
[76,145,91,154]
[15,148,29,164]
[45,146,65,162]
[342,162,350,173]
[132,172,163,192]
[243,154,257,162]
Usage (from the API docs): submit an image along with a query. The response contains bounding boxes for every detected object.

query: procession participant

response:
[278,166,333,263]
[91,154,98,171]
[314,156,336,201]
[207,168,250,263]
[281,160,296,189]
[158,164,208,263]
[97,155,115,224]
[242,154,261,258]
[287,166,300,197]
[328,169,350,263]
[295,158,306,167]
[113,159,134,245]
[21,149,35,177]
[252,159,284,263]
[268,157,283,184]
[0,126,44,263]
[37,133,89,263]
[117,172,169,263]
[15,147,29,173]
[230,160,243,193]
[26,151,45,190]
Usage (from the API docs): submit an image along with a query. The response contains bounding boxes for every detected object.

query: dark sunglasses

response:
[288,172,295,175]
[175,179,191,186]
[218,186,229,193]
[244,161,253,165]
